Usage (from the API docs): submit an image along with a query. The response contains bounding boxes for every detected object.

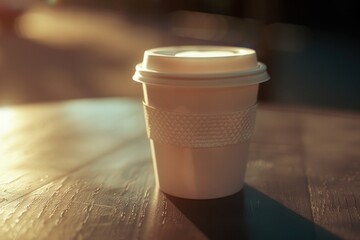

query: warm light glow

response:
[238,49,253,55]
[0,108,15,137]
[16,11,58,40]
[0,171,25,185]
[175,50,234,57]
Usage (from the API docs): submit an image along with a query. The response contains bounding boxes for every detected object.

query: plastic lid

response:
[133,46,270,87]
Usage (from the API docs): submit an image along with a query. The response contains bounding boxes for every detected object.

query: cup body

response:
[143,84,258,199]
[133,46,269,199]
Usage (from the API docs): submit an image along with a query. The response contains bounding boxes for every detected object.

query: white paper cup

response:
[133,46,269,199]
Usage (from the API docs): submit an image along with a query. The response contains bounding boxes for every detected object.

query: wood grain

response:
[302,113,360,240]
[0,139,153,240]
[248,109,313,220]
[0,99,145,207]
[0,99,358,239]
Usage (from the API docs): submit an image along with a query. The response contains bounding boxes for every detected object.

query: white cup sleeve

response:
[143,104,257,148]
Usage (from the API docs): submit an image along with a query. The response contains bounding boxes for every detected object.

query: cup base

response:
[150,141,250,200]
[160,183,245,200]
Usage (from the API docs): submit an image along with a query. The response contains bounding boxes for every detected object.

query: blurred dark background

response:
[1,0,359,110]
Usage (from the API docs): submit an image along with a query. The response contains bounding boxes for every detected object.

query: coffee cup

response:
[133,46,269,199]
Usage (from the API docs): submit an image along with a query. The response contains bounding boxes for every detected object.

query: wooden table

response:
[0,98,359,240]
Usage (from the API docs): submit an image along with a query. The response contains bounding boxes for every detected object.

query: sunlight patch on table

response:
[0,108,17,137]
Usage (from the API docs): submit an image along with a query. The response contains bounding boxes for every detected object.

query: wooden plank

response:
[248,109,313,220]
[0,139,155,240]
[253,107,303,145]
[0,99,146,207]
[0,100,356,239]
[0,137,339,240]
[302,113,360,240]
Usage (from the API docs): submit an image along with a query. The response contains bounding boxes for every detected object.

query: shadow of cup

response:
[166,188,247,239]
[166,184,339,240]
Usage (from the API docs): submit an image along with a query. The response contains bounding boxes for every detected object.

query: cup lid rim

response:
[133,62,270,87]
